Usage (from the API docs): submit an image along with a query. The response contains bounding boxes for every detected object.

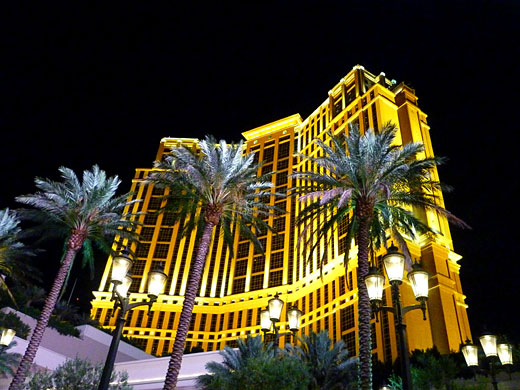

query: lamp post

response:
[461,334,513,390]
[0,328,16,353]
[260,293,302,350]
[365,244,430,390]
[97,249,167,390]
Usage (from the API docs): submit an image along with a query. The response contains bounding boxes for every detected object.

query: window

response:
[273,217,285,233]
[343,331,356,357]
[161,212,176,226]
[268,270,283,287]
[199,314,207,331]
[263,147,274,162]
[250,274,264,291]
[340,305,355,331]
[158,228,173,242]
[227,313,235,329]
[234,260,248,277]
[262,164,273,175]
[136,243,151,258]
[237,242,250,258]
[140,227,155,241]
[271,234,285,250]
[275,172,288,187]
[278,142,290,159]
[270,252,283,269]
[277,159,289,170]
[232,278,246,294]
[147,197,162,210]
[153,244,169,259]
[252,256,265,273]
[144,213,158,225]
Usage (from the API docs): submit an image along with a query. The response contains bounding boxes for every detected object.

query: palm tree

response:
[285,330,356,390]
[198,335,275,388]
[0,342,21,378]
[146,137,276,390]
[0,208,34,306]
[198,336,309,390]
[8,166,139,390]
[293,123,467,390]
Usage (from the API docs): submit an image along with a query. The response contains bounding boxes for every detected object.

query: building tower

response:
[91,65,471,362]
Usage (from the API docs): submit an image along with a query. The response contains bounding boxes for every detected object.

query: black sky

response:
[1,1,519,342]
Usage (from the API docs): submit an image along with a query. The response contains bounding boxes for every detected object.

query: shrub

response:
[24,357,132,390]
[199,355,310,390]
[0,311,30,339]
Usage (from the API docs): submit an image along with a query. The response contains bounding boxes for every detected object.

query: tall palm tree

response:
[8,166,139,390]
[285,330,357,390]
[0,208,34,306]
[293,123,467,390]
[146,136,276,390]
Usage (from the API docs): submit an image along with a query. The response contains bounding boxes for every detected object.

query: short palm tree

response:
[0,208,34,306]
[8,166,139,390]
[0,343,21,378]
[146,136,275,390]
[285,330,356,390]
[198,335,275,388]
[198,336,308,390]
[293,123,467,390]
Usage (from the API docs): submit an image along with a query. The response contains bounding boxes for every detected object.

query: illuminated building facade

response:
[91,66,471,363]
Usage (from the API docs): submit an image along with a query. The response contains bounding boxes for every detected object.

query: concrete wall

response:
[1,307,151,364]
[114,350,224,390]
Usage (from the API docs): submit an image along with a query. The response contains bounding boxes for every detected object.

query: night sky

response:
[1,2,519,343]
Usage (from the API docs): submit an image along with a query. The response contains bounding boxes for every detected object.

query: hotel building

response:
[91,65,471,364]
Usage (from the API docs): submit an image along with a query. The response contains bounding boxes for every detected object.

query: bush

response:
[20,306,80,337]
[0,311,30,339]
[24,357,132,390]
[199,355,310,390]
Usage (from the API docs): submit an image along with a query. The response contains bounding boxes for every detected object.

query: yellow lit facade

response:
[91,65,471,362]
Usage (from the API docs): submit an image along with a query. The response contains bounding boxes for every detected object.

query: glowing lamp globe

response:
[287,306,303,332]
[479,333,498,358]
[115,274,133,297]
[498,343,513,365]
[461,340,479,367]
[0,328,16,347]
[365,267,385,303]
[260,308,271,331]
[268,293,284,322]
[408,262,429,300]
[382,244,405,283]
[147,269,167,298]
[111,249,133,284]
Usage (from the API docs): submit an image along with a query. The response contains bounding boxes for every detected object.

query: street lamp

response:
[97,249,167,390]
[461,334,513,390]
[365,244,430,390]
[0,328,16,353]
[260,293,302,348]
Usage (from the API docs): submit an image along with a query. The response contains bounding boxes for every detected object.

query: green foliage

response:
[198,332,357,390]
[147,136,279,257]
[15,165,141,273]
[294,122,467,270]
[285,330,357,390]
[410,349,459,390]
[0,208,36,306]
[24,357,132,390]
[0,311,30,339]
[20,305,80,337]
[199,354,310,390]
[0,342,21,377]
[387,372,403,390]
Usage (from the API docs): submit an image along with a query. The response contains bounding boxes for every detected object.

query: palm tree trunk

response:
[163,221,215,390]
[8,231,85,390]
[356,207,372,390]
